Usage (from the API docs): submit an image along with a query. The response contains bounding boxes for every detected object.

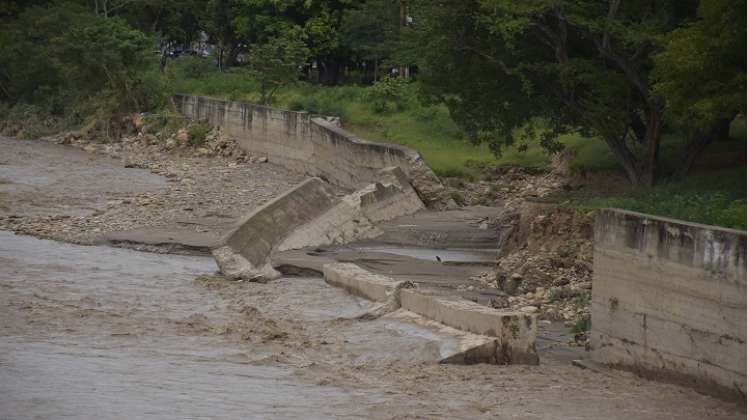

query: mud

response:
[2,137,746,419]
[0,137,165,217]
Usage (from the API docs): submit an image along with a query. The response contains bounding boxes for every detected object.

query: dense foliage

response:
[0,2,163,130]
[1,0,745,187]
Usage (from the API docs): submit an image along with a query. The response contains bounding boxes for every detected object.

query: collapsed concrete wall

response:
[277,167,424,251]
[214,167,425,281]
[213,178,339,280]
[591,209,747,402]
[173,94,450,208]
[323,263,539,365]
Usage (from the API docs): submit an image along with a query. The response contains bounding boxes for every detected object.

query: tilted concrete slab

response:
[323,262,539,365]
[213,167,425,281]
[399,290,538,365]
[213,178,340,280]
[277,167,424,252]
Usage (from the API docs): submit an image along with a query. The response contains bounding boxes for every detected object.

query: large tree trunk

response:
[601,109,662,186]
[639,109,663,187]
[225,46,241,69]
[678,116,736,177]
[716,117,733,140]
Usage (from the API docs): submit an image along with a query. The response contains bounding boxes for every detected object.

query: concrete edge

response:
[383,309,500,365]
[322,263,398,302]
[322,262,539,365]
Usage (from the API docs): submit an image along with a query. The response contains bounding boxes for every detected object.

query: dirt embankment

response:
[445,163,596,340]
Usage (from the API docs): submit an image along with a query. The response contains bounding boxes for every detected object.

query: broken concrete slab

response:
[213,167,425,281]
[214,177,340,280]
[323,262,402,302]
[383,309,505,365]
[399,289,538,365]
[322,262,538,365]
[277,167,424,252]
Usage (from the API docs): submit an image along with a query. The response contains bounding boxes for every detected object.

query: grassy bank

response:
[553,167,747,231]
[167,58,747,230]
[167,58,581,177]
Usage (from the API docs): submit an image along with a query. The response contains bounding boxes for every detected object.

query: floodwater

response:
[3,232,746,420]
[0,137,165,217]
[0,232,456,419]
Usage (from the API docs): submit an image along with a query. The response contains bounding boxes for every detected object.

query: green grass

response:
[555,167,747,231]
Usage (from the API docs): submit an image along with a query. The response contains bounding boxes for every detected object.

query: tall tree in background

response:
[341,0,401,82]
[247,26,310,104]
[653,0,747,175]
[412,0,698,185]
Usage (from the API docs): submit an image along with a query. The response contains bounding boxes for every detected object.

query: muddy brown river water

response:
[1,137,745,419]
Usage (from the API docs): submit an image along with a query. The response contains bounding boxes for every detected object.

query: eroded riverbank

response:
[1,136,745,419]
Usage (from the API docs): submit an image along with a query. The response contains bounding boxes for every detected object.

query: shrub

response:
[187,123,211,146]
[366,76,411,114]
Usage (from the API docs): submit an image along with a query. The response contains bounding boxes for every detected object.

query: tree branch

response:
[458,46,513,75]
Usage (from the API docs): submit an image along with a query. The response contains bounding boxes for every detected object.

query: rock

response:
[257,157,268,163]
[520,306,539,314]
[144,134,158,145]
[175,129,190,144]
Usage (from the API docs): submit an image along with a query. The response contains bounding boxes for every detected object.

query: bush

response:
[187,123,211,146]
[0,4,158,136]
[366,76,411,114]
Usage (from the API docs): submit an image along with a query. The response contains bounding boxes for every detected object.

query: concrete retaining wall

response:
[591,209,747,402]
[173,94,449,207]
[323,263,539,365]
[213,178,339,280]
[213,168,424,281]
[277,167,424,251]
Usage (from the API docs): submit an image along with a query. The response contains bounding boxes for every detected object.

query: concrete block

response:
[214,178,339,280]
[322,263,538,365]
[400,290,538,365]
[323,263,401,302]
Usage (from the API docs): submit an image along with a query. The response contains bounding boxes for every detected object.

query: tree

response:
[0,3,157,121]
[341,0,401,82]
[653,0,747,175]
[247,27,310,104]
[412,0,698,186]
